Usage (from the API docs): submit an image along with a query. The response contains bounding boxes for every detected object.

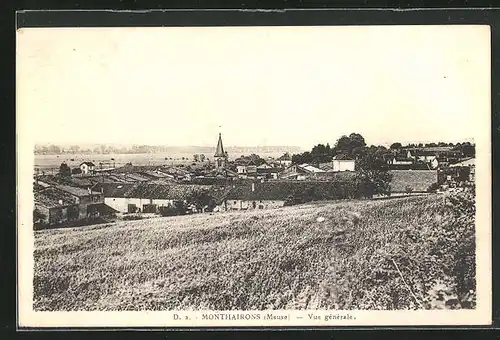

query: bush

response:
[354,170,392,197]
[158,201,187,217]
[427,182,440,193]
[405,186,414,194]
[122,215,145,221]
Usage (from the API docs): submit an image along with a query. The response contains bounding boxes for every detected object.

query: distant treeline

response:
[34,144,302,155]
[291,133,475,166]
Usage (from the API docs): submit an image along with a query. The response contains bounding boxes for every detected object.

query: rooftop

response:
[225,181,356,201]
[55,184,101,197]
[35,187,78,209]
[99,182,213,201]
[450,158,475,167]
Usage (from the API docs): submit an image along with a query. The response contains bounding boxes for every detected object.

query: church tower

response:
[214,132,227,168]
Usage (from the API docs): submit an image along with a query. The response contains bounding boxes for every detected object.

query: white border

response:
[16,25,492,328]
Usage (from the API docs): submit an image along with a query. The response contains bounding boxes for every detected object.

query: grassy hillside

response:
[34,194,475,311]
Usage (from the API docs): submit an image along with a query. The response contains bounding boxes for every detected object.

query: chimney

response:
[251,182,255,192]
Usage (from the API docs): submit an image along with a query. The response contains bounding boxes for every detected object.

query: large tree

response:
[58,162,71,178]
[390,142,402,150]
[310,143,333,164]
[333,133,367,159]
[355,148,393,196]
[186,189,217,213]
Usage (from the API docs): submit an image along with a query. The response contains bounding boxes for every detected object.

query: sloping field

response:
[389,170,437,193]
[34,194,474,311]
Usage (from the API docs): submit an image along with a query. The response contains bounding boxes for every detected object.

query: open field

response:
[34,151,287,171]
[33,194,475,311]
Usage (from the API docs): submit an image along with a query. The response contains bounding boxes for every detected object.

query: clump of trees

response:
[193,154,206,162]
[234,154,266,166]
[291,133,369,165]
[186,189,217,213]
[158,190,218,217]
[58,162,72,178]
[292,133,393,196]
[158,201,187,217]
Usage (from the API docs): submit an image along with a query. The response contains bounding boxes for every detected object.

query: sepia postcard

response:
[16,24,492,328]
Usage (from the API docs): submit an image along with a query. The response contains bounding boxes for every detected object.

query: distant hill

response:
[34,144,303,155]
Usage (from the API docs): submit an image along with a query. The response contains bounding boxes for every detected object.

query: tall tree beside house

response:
[58,162,71,178]
[333,133,366,159]
[33,209,46,229]
[354,147,392,196]
[186,189,217,212]
[310,143,332,164]
[390,142,402,150]
[291,133,367,165]
[291,151,313,165]
[458,142,475,158]
[248,154,265,165]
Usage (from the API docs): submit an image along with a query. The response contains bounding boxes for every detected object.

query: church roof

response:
[214,133,226,157]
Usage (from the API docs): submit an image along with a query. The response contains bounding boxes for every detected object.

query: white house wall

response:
[225,199,285,211]
[104,197,129,212]
[332,160,355,172]
[104,197,176,213]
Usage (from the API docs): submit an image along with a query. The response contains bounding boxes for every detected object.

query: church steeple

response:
[214,132,227,168]
[214,133,225,157]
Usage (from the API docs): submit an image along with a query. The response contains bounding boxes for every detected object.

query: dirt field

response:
[33,194,475,311]
[34,152,286,172]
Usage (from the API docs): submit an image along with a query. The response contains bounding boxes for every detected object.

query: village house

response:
[219,182,286,211]
[99,182,213,213]
[236,164,257,176]
[257,163,273,169]
[386,155,414,170]
[34,187,80,226]
[277,153,292,167]
[55,184,105,218]
[279,163,325,180]
[404,150,439,169]
[386,156,413,166]
[217,179,368,211]
[79,161,96,175]
[318,162,334,172]
[450,157,475,181]
[256,167,282,180]
[414,150,438,164]
[332,156,356,172]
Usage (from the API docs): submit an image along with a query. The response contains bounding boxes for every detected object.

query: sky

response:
[17,25,490,149]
